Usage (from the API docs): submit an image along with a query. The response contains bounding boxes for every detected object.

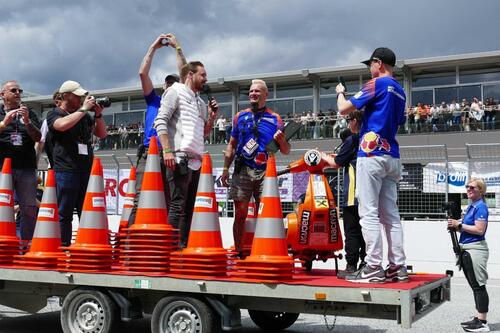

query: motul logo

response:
[300,210,311,244]
[329,209,338,243]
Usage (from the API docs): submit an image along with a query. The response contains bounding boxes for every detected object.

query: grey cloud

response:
[1,0,499,95]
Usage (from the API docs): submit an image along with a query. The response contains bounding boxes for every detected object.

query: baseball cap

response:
[164,74,180,83]
[361,47,396,67]
[58,80,88,96]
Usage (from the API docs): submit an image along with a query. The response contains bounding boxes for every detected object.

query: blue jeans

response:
[56,171,90,246]
[13,168,37,241]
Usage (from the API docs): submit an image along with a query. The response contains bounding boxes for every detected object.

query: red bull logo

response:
[360,131,391,154]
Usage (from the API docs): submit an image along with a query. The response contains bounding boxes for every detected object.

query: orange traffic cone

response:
[170,153,230,277]
[59,158,113,273]
[13,170,64,270]
[113,167,137,260]
[241,197,257,256]
[116,136,178,275]
[230,155,294,283]
[0,158,21,266]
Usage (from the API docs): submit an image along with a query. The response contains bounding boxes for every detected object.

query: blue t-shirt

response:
[143,90,161,147]
[349,76,406,158]
[231,108,284,170]
[460,199,488,244]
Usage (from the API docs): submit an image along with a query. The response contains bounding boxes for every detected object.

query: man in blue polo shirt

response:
[336,47,407,283]
[221,79,290,256]
[128,33,186,225]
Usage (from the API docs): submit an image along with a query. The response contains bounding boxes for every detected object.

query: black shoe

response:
[463,317,490,332]
[336,264,357,279]
[461,317,479,327]
[345,265,386,283]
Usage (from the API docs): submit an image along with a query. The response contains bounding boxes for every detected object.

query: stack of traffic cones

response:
[241,197,257,257]
[230,155,295,283]
[59,158,113,273]
[0,159,21,267]
[113,167,137,260]
[116,136,178,275]
[14,170,64,270]
[170,153,230,277]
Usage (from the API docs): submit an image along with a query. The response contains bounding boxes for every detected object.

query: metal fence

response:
[466,143,500,210]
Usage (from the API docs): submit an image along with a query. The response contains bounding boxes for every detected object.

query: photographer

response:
[447,178,490,332]
[46,80,107,246]
[0,80,41,242]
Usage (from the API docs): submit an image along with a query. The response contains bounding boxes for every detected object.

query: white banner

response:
[423,161,500,193]
[103,168,131,215]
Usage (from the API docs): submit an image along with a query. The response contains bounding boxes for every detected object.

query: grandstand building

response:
[23,50,500,218]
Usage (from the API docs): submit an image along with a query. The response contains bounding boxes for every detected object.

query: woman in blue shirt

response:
[448,178,490,332]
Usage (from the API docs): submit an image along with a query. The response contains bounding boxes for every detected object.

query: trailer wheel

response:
[151,296,217,333]
[304,260,313,271]
[61,288,118,333]
[248,310,299,331]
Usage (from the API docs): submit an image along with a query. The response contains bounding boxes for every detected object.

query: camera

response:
[442,202,461,220]
[161,38,170,46]
[95,97,111,108]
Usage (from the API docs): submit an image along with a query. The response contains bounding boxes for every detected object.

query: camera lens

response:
[95,97,111,108]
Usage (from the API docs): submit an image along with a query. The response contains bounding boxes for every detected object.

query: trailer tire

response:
[61,288,119,333]
[248,310,299,331]
[151,296,218,333]
[304,260,313,271]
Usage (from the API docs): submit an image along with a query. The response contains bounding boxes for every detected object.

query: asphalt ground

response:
[0,277,498,333]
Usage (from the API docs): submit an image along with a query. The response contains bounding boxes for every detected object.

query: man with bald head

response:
[0,80,41,242]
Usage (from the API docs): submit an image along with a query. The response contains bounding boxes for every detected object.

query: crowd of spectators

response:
[405,97,498,133]
[91,97,499,150]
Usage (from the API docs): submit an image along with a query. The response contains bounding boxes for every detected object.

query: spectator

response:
[118,124,128,149]
[216,115,227,144]
[429,104,440,132]
[462,98,471,132]
[484,97,495,130]
[451,99,462,130]
[440,101,451,131]
[406,106,415,133]
[47,80,107,246]
[447,178,490,332]
[470,97,484,131]
[154,61,219,248]
[0,80,41,242]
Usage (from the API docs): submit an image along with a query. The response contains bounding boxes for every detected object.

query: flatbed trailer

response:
[0,267,450,333]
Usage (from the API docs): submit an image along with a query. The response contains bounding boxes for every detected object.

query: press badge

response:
[10,133,23,146]
[242,138,259,158]
[78,143,89,155]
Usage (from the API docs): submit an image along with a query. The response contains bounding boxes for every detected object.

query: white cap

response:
[58,80,88,96]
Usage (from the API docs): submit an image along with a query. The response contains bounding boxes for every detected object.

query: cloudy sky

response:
[2,0,500,95]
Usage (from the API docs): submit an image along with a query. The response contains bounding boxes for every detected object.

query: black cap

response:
[164,73,180,83]
[361,47,396,67]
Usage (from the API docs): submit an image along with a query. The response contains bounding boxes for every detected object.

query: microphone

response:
[202,84,213,102]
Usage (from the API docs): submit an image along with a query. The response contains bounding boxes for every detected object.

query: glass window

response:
[103,114,114,125]
[129,99,147,111]
[122,101,128,111]
[435,87,458,105]
[239,86,250,100]
[271,99,293,116]
[320,96,337,112]
[411,90,433,106]
[276,83,312,98]
[412,74,455,87]
[294,99,313,116]
[320,78,359,95]
[484,84,500,102]
[459,71,500,84]
[458,85,481,101]
[200,91,232,104]
[218,105,232,118]
[115,111,144,127]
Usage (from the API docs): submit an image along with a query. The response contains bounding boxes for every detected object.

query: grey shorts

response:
[229,164,265,202]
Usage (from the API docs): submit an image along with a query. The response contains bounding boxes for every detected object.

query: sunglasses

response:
[9,88,23,94]
[465,185,478,190]
[366,57,381,68]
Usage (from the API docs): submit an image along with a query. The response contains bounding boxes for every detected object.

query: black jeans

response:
[128,151,170,226]
[166,166,200,248]
[342,205,366,267]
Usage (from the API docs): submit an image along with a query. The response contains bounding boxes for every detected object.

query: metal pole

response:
[112,154,120,215]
